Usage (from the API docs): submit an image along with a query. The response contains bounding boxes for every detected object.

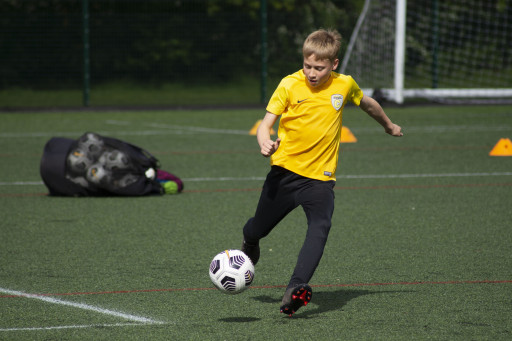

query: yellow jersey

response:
[266,69,363,181]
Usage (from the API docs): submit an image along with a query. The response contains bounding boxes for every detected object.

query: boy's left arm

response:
[359,95,403,137]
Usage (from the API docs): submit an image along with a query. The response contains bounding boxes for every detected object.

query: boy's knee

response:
[308,218,332,239]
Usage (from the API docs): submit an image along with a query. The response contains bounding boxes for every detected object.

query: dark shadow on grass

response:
[297,289,384,318]
[253,288,410,319]
[219,289,411,322]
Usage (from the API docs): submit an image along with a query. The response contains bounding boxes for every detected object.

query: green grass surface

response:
[1,105,512,340]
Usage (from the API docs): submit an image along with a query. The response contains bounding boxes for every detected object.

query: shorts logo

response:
[324,171,332,176]
[331,94,343,110]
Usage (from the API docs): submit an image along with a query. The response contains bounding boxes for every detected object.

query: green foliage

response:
[0,0,363,89]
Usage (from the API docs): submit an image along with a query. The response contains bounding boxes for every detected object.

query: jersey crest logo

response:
[331,94,343,110]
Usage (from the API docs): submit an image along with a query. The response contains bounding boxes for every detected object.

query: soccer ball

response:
[78,132,105,160]
[99,150,130,171]
[85,163,111,187]
[67,148,93,174]
[116,173,138,188]
[66,175,89,187]
[209,249,255,294]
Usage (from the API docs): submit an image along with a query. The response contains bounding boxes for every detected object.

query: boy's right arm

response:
[257,112,281,157]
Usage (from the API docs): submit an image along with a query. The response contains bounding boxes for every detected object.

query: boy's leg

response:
[280,180,334,315]
[242,167,300,261]
[287,180,335,288]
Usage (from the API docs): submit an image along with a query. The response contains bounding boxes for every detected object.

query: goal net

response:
[340,0,512,104]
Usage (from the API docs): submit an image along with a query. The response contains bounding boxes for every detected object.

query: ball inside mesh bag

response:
[67,148,93,174]
[116,174,138,188]
[99,150,130,171]
[66,175,89,188]
[78,133,105,160]
[86,163,111,187]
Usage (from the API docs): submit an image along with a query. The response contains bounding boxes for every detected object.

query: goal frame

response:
[340,0,512,104]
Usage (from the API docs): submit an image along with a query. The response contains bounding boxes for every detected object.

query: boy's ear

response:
[332,58,339,70]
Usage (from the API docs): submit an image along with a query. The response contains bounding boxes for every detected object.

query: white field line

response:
[0,181,44,186]
[182,172,512,182]
[0,323,154,332]
[0,123,511,139]
[105,120,131,126]
[351,125,512,133]
[0,287,164,325]
[337,172,512,179]
[1,172,512,187]
[145,122,249,135]
[0,122,247,139]
[0,130,192,138]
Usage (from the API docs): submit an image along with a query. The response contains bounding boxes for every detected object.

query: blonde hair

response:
[302,29,342,62]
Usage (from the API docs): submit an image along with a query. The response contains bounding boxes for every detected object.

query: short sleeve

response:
[266,79,290,116]
[347,77,364,106]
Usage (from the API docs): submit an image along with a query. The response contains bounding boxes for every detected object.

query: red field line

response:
[312,279,512,288]
[0,193,47,197]
[1,280,510,298]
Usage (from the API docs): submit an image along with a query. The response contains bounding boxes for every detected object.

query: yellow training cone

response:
[489,138,512,156]
[250,120,275,135]
[340,126,357,143]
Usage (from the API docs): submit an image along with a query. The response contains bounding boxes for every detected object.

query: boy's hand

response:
[386,123,403,137]
[260,138,281,157]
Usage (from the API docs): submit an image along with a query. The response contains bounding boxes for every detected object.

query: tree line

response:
[0,0,362,89]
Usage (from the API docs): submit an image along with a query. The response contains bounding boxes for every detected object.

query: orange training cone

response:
[489,138,512,156]
[250,120,275,135]
[340,126,357,143]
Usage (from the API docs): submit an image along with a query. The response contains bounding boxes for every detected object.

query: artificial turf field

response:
[1,104,511,340]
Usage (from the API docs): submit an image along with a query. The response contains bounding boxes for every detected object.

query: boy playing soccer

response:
[241,29,403,316]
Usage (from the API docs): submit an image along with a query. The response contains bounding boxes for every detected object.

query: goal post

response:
[394,0,406,104]
[340,0,512,104]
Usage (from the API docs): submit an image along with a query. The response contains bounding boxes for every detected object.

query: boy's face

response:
[303,54,339,88]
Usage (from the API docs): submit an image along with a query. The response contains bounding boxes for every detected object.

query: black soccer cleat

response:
[280,283,312,316]
[241,239,260,265]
